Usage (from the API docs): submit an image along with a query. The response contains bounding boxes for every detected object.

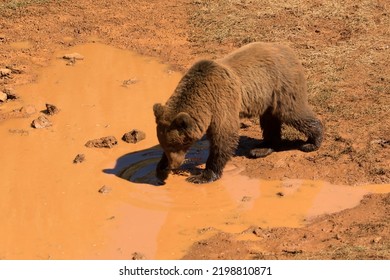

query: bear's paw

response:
[186,170,219,184]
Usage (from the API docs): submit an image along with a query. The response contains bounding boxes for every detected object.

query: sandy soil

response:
[0,0,389,260]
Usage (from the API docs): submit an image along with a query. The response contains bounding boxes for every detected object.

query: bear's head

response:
[153,103,199,170]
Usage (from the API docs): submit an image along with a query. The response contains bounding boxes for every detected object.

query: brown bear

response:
[153,42,323,184]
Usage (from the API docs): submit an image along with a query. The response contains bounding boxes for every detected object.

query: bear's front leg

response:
[186,131,238,184]
[156,152,169,184]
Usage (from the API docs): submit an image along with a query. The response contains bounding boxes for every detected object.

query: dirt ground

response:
[0,0,389,259]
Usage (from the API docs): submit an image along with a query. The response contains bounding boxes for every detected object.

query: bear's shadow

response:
[103,139,210,186]
[104,136,306,186]
[236,135,307,156]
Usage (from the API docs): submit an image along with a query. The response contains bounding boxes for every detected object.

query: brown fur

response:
[154,42,323,184]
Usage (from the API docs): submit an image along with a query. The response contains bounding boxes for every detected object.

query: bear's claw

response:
[249,147,275,158]
[299,143,319,153]
[186,170,219,184]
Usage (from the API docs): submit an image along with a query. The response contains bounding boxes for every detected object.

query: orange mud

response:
[0,43,389,260]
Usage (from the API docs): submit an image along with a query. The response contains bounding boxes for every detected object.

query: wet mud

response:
[0,43,389,260]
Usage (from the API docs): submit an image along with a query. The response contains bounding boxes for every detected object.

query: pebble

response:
[122,78,139,87]
[5,65,24,74]
[0,68,12,77]
[131,252,146,260]
[252,227,264,237]
[45,103,60,115]
[122,129,146,143]
[85,136,118,148]
[0,91,7,102]
[98,185,112,194]
[372,237,382,243]
[4,89,18,100]
[31,115,52,129]
[73,154,85,164]
[63,53,84,60]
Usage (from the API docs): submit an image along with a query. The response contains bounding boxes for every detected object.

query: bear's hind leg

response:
[287,113,323,152]
[249,108,282,158]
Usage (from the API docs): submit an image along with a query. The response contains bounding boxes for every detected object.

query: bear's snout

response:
[167,151,186,170]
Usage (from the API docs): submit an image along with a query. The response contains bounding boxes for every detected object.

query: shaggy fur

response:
[153,42,323,184]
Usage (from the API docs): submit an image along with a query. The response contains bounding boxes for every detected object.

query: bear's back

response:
[218,42,307,117]
[219,42,299,68]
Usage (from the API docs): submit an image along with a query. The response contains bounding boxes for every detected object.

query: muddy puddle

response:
[0,42,389,260]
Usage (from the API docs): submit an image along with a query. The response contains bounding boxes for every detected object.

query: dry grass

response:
[187,0,390,183]
[0,0,53,11]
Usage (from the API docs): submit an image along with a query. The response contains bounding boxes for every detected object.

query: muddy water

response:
[0,43,389,260]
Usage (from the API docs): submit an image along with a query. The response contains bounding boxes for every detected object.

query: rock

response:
[370,139,390,148]
[4,89,18,100]
[131,252,146,260]
[0,91,7,102]
[122,129,146,143]
[63,53,84,66]
[372,237,382,243]
[73,154,85,164]
[63,53,84,60]
[6,65,24,74]
[252,227,264,237]
[98,185,112,194]
[65,59,76,66]
[242,226,264,237]
[85,136,118,148]
[0,68,12,77]
[282,249,303,255]
[32,115,52,128]
[122,78,139,87]
[45,103,60,115]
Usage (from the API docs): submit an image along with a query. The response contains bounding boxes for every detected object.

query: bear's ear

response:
[153,103,165,121]
[172,112,195,133]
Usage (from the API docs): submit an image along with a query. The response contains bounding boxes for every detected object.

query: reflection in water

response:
[111,140,210,186]
[120,154,160,184]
